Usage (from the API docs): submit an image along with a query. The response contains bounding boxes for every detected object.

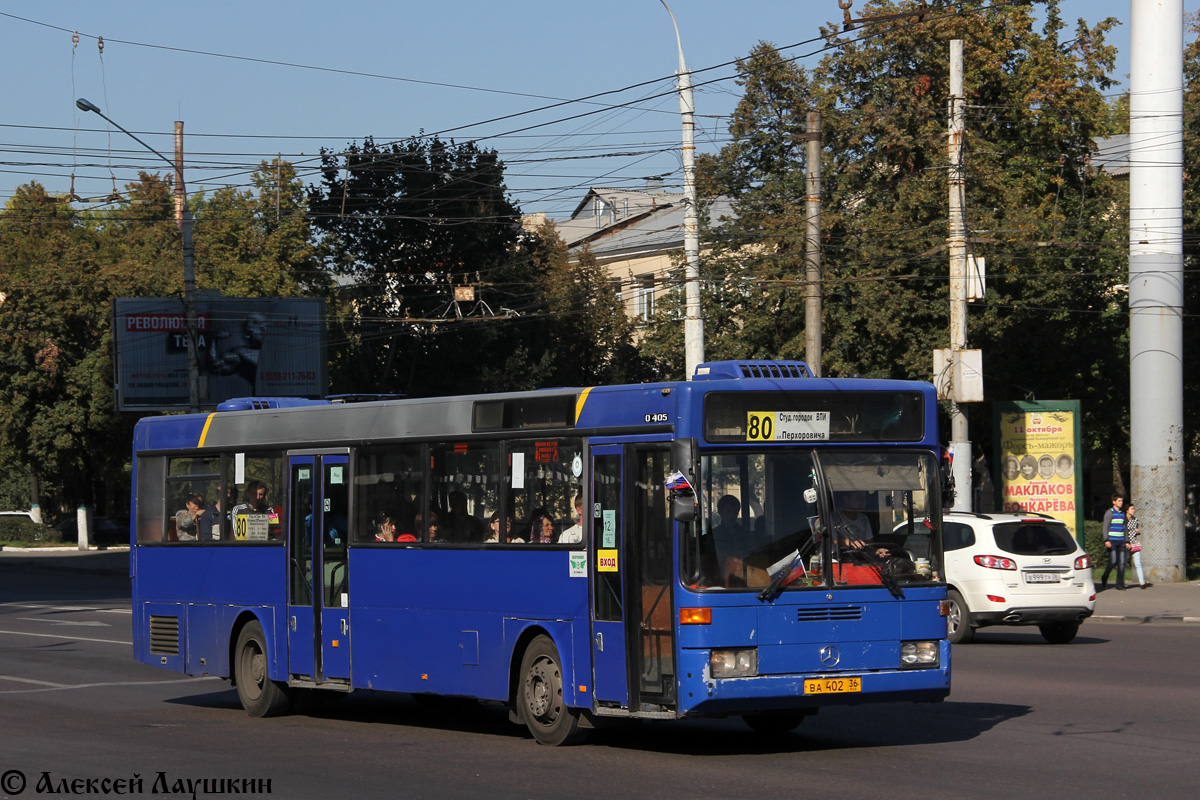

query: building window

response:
[635,276,655,321]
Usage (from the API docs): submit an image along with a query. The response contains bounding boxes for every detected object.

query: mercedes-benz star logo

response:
[819,645,841,668]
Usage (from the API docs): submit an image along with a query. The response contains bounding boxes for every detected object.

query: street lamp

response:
[75,97,201,413]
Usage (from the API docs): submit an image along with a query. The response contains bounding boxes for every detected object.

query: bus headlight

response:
[899,641,939,668]
[710,648,758,678]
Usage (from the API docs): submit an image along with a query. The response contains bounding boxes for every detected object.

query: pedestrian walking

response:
[1125,503,1152,589]
[1100,493,1128,591]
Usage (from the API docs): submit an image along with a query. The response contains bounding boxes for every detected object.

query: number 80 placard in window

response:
[745,411,830,442]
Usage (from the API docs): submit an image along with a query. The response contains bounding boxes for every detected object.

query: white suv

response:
[935,512,1094,644]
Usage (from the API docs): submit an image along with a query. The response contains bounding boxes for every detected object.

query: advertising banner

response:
[993,400,1084,542]
[113,297,327,411]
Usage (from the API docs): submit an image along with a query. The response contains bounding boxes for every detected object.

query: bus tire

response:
[517,635,587,746]
[742,709,808,734]
[946,589,974,644]
[234,620,292,717]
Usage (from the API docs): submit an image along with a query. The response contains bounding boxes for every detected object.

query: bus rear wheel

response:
[517,635,587,745]
[234,620,292,717]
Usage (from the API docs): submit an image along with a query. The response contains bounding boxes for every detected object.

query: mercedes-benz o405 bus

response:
[130,360,951,744]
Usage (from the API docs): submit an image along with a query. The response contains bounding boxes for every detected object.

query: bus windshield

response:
[684,449,942,591]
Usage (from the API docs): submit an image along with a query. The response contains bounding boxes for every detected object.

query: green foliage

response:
[641,1,1130,463]
[0,182,134,519]
[530,230,648,387]
[308,136,536,396]
[0,161,321,519]
[191,158,325,297]
[0,517,60,545]
[1082,519,1107,571]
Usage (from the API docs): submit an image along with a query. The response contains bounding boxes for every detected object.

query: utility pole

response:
[804,111,823,377]
[661,0,705,378]
[948,40,972,512]
[1129,0,1185,582]
[174,121,202,414]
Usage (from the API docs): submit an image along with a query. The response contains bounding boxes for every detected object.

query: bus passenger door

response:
[287,452,351,685]
[590,447,627,706]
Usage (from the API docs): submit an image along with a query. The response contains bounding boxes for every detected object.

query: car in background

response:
[0,510,35,521]
[53,516,127,546]
[934,512,1095,644]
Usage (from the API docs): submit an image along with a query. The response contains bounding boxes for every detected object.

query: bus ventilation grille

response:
[739,362,810,379]
[796,606,863,622]
[149,615,180,656]
[691,360,813,381]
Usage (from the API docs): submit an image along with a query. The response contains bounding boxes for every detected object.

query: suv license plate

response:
[804,677,861,695]
[1024,572,1060,583]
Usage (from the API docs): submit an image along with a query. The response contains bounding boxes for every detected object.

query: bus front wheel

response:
[517,635,587,746]
[234,620,292,717]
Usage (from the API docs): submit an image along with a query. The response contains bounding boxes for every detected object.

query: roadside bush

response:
[1082,520,1106,569]
[0,517,62,545]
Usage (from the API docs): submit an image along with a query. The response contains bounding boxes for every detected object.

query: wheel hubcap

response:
[526,656,560,722]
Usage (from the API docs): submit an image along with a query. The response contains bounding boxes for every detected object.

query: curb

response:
[1091,614,1200,624]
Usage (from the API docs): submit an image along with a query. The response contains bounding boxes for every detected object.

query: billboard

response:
[113,297,327,411]
[992,400,1084,542]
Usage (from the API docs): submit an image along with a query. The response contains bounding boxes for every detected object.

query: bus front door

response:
[590,448,627,705]
[287,452,351,685]
[590,445,677,714]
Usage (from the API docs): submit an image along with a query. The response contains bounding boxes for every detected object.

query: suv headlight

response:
[711,648,758,678]
[900,640,939,668]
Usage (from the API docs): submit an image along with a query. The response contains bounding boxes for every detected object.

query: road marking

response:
[0,675,71,688]
[0,628,131,645]
[0,602,131,614]
[0,675,220,695]
[16,617,111,627]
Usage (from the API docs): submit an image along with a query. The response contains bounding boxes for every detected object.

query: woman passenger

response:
[529,512,555,544]
[371,512,397,542]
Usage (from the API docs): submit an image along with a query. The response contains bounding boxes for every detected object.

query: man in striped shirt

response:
[1099,494,1128,591]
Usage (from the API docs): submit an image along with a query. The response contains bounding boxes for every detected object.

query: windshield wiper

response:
[860,548,905,599]
[757,551,805,602]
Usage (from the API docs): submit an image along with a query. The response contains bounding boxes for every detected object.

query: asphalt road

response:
[1,565,1197,800]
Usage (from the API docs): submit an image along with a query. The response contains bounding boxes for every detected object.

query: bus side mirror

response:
[940,457,956,508]
[672,437,697,475]
[672,494,696,522]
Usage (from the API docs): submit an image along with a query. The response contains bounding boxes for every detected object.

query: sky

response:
[0,0,1192,220]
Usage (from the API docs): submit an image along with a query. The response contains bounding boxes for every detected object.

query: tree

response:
[309,136,548,396]
[191,158,326,297]
[527,225,646,387]
[0,183,136,519]
[646,1,1128,462]
[0,160,329,520]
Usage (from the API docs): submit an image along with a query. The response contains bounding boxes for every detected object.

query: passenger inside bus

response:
[486,512,523,543]
[711,494,747,559]
[558,494,584,543]
[204,483,238,539]
[527,511,555,544]
[833,491,876,549]
[370,511,398,542]
[443,490,485,542]
[174,493,206,541]
[416,511,440,542]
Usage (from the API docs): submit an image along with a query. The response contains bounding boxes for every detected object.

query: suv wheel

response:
[1038,621,1080,644]
[946,589,974,644]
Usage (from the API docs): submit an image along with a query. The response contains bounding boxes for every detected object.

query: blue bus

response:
[130,360,951,744]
